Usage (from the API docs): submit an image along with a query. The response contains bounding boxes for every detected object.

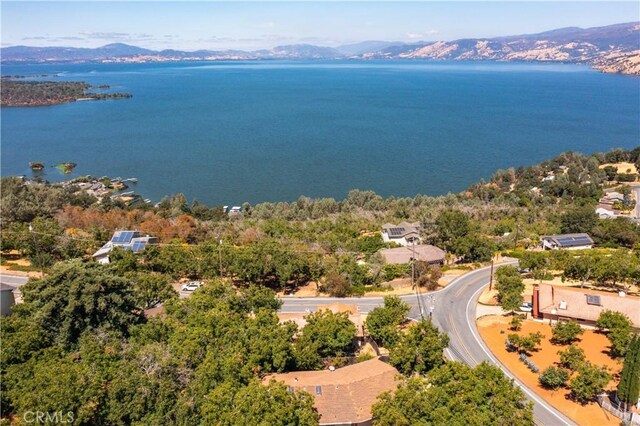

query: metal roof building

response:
[541,233,594,250]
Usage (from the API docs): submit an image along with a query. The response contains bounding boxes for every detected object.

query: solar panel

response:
[586,294,601,306]
[574,237,592,244]
[388,227,406,237]
[131,241,146,253]
[111,232,123,243]
[121,231,134,243]
[556,236,592,246]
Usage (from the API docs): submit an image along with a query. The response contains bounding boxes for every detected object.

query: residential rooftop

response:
[536,283,640,328]
[380,244,445,265]
[264,358,399,425]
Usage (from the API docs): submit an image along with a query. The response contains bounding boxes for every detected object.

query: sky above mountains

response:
[2,1,639,50]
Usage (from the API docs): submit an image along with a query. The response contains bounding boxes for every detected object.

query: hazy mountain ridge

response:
[362,22,640,74]
[2,22,638,75]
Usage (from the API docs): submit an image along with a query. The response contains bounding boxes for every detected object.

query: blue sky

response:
[2,2,638,50]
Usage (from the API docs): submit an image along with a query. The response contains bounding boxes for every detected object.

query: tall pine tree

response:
[617,334,640,411]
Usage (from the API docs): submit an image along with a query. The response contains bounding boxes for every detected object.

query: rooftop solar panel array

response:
[556,236,592,246]
[388,227,406,237]
[111,231,137,244]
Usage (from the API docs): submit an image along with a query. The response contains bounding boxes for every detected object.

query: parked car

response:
[181,281,203,291]
[519,302,533,313]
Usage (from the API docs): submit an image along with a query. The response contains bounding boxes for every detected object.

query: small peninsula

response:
[0,78,132,107]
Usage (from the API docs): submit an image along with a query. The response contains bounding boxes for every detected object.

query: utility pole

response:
[411,240,424,319]
[411,240,416,288]
[489,258,495,291]
[29,223,44,278]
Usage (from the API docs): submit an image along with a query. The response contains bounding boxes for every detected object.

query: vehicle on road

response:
[181,281,203,291]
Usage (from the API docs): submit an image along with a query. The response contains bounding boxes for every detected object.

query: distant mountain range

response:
[2,22,639,75]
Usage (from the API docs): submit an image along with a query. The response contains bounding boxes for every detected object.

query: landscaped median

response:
[477,315,623,426]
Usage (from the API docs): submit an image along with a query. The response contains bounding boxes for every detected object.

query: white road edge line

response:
[465,284,574,426]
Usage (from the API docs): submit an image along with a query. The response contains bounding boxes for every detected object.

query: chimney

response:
[532,285,540,319]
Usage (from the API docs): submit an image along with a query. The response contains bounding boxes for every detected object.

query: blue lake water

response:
[1,60,639,205]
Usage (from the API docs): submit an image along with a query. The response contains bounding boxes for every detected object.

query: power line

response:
[0,228,377,256]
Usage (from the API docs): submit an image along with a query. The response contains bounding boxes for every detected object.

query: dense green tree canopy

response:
[202,380,319,426]
[295,309,357,360]
[596,310,634,357]
[390,319,449,376]
[495,266,525,312]
[20,260,143,347]
[372,362,534,426]
[365,296,410,348]
[569,363,611,403]
[617,334,640,408]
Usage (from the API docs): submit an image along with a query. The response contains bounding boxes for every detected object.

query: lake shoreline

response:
[2,60,638,205]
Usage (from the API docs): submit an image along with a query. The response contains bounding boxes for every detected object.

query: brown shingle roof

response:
[264,358,399,425]
[380,244,445,264]
[538,284,640,328]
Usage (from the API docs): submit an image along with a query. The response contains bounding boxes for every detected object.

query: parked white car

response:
[519,302,533,313]
[181,281,203,291]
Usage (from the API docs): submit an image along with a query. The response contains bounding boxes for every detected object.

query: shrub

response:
[382,264,408,282]
[508,332,543,354]
[355,351,375,363]
[615,173,636,182]
[509,314,524,331]
[539,366,569,389]
[551,321,584,345]
[322,274,351,297]
[558,345,586,372]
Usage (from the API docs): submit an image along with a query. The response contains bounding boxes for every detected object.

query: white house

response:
[541,233,594,250]
[93,230,157,264]
[381,222,421,247]
[595,207,616,219]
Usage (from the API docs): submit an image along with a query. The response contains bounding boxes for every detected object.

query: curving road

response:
[279,264,575,426]
[1,266,574,425]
